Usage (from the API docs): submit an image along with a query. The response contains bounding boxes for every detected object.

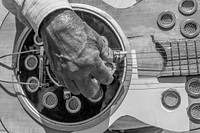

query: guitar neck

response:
[157,38,200,77]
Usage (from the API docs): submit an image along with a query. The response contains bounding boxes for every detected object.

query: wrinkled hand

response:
[40,9,114,100]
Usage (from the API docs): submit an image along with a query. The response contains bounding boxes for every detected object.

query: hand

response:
[40,9,114,100]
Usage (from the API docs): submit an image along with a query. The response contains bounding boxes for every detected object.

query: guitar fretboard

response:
[158,39,200,77]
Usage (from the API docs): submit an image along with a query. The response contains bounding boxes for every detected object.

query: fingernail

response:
[101,36,108,46]
[88,87,103,103]
[104,76,114,85]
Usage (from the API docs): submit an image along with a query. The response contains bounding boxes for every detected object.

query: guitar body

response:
[1,0,200,132]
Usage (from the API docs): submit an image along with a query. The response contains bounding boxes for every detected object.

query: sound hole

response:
[164,93,179,106]
[182,0,195,12]
[157,11,176,30]
[178,0,198,15]
[26,77,39,93]
[186,78,200,98]
[161,89,181,110]
[180,19,200,38]
[188,103,200,123]
[160,14,173,25]
[189,81,200,94]
[42,92,58,109]
[184,23,197,34]
[191,106,200,118]
[24,55,38,70]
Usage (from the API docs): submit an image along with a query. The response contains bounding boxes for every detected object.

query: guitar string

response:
[112,46,200,52]
[115,37,200,44]
[1,50,200,74]
[112,44,200,57]
[0,75,187,89]
[115,61,200,68]
[115,67,199,73]
[0,49,39,59]
[2,48,200,65]
[127,86,184,90]
[1,51,200,75]
[0,50,40,86]
[0,47,198,87]
[5,49,199,59]
[118,54,199,60]
[1,40,199,61]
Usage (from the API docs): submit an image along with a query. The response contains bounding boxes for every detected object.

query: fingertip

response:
[75,78,101,99]
[103,75,114,85]
[101,36,109,46]
[100,45,114,63]
[91,57,115,86]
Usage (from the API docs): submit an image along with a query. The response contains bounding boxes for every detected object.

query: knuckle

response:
[80,51,100,67]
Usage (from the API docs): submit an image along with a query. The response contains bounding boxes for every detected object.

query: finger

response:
[91,57,114,85]
[63,79,81,96]
[99,36,114,63]
[75,77,100,99]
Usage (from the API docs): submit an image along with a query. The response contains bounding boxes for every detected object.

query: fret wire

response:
[177,41,182,76]
[194,40,199,74]
[185,40,190,75]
